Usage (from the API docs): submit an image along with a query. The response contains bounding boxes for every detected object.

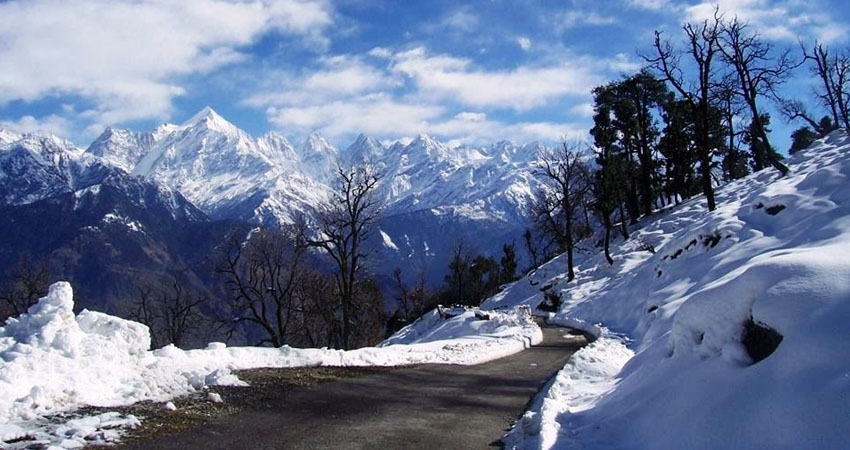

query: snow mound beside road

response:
[0,283,540,448]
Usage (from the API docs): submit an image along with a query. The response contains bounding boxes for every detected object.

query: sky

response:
[0,0,847,151]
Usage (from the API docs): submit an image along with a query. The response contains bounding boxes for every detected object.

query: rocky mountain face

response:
[1,106,547,306]
[0,126,241,317]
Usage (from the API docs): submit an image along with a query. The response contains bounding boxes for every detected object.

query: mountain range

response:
[0,107,548,309]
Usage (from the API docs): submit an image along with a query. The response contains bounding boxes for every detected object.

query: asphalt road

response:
[123,322,587,449]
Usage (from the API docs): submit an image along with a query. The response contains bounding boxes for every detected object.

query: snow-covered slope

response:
[488,131,850,449]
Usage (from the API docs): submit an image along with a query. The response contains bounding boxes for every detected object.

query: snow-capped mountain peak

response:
[345,133,386,165]
[0,126,23,146]
[298,132,339,179]
[86,127,153,173]
[180,106,237,135]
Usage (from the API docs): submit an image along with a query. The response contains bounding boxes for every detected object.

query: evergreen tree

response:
[617,71,668,217]
[499,243,518,284]
[789,126,819,154]
[658,98,698,202]
[744,114,782,171]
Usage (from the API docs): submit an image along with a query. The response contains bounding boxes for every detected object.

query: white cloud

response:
[244,42,634,145]
[429,115,588,146]
[627,0,670,10]
[454,112,488,122]
[0,0,334,127]
[264,86,588,146]
[247,43,623,145]
[244,55,401,108]
[0,114,72,138]
[368,47,393,59]
[684,0,847,43]
[559,11,618,29]
[441,8,479,33]
[517,37,532,51]
[391,47,600,111]
[266,94,444,139]
[569,102,595,118]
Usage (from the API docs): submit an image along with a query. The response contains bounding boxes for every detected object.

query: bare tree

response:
[715,76,750,180]
[0,255,50,322]
[294,269,338,348]
[129,271,206,349]
[309,164,381,350]
[534,141,592,281]
[779,99,836,134]
[392,268,428,320]
[718,16,792,175]
[645,11,723,211]
[217,223,309,347]
[444,238,472,305]
[801,42,850,131]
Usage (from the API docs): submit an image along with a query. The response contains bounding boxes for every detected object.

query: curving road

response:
[122,322,587,449]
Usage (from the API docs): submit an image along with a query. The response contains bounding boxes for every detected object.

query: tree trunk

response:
[617,203,630,239]
[603,214,614,265]
[749,102,789,176]
[700,153,716,211]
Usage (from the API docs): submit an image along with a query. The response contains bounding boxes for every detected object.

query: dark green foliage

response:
[499,243,518,284]
[436,240,507,307]
[744,114,783,171]
[537,290,563,313]
[789,126,819,154]
[591,72,668,224]
[658,98,701,201]
[788,116,837,154]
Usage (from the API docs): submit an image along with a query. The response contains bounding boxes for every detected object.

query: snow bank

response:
[502,331,633,450]
[0,284,539,448]
[494,131,850,449]
[0,282,152,424]
[382,305,540,346]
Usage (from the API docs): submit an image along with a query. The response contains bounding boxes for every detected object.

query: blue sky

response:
[0,0,847,151]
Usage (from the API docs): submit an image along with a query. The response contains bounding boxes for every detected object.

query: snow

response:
[0,284,539,448]
[492,130,850,449]
[503,331,633,450]
[379,229,399,251]
[102,212,144,233]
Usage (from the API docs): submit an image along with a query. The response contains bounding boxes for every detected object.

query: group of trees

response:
[530,9,849,282]
[129,271,208,349]
[385,240,520,333]
[440,240,518,307]
[782,41,848,153]
[216,165,386,350]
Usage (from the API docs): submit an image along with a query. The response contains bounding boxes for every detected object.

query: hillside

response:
[488,131,850,449]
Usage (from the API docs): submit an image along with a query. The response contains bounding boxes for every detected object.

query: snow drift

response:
[493,130,850,449]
